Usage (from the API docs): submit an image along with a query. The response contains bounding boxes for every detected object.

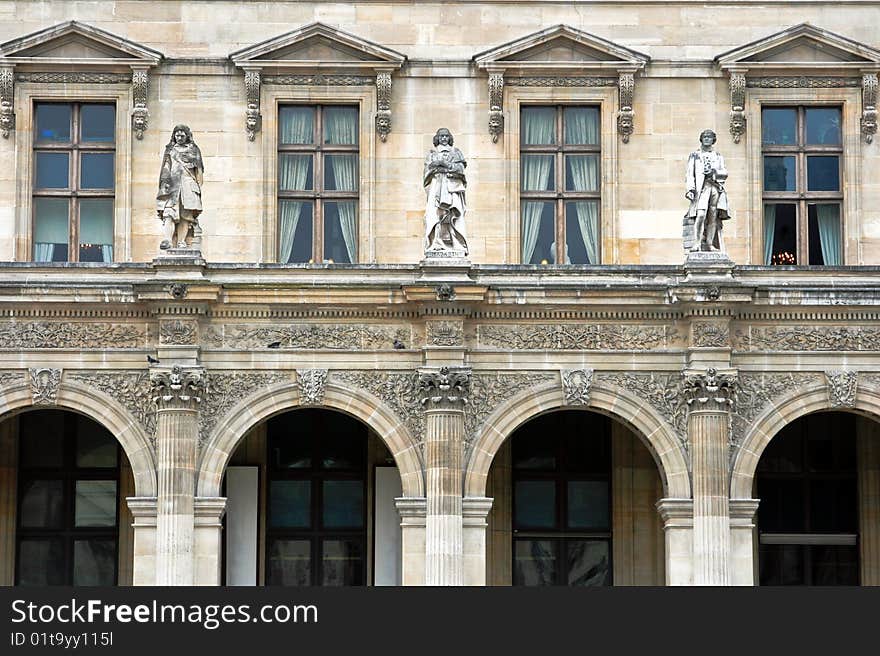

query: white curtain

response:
[80,199,114,263]
[567,155,599,192]
[324,111,358,261]
[278,148,312,262]
[565,107,599,144]
[324,108,357,145]
[522,107,555,145]
[763,204,776,265]
[521,109,555,263]
[33,198,68,262]
[816,204,841,265]
[279,155,311,191]
[521,202,544,264]
[280,107,314,144]
[34,243,55,262]
[279,201,304,263]
[573,202,599,264]
[335,201,357,263]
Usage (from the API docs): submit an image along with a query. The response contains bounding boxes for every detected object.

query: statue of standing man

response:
[424,128,468,256]
[683,129,731,254]
[157,124,204,250]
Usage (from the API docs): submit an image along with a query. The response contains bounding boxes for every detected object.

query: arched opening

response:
[485,409,665,586]
[0,409,135,586]
[222,407,402,586]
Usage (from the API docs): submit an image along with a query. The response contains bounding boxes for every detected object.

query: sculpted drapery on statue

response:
[157,125,204,250]
[683,129,732,254]
[424,128,469,255]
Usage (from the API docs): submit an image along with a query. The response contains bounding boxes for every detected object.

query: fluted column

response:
[419,366,470,586]
[151,365,204,586]
[683,368,737,585]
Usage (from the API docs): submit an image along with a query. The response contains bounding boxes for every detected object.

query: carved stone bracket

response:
[729,71,747,144]
[30,367,61,406]
[418,366,471,410]
[131,66,149,140]
[682,368,737,412]
[488,72,504,143]
[826,370,858,408]
[376,71,392,142]
[435,284,456,301]
[562,368,593,406]
[298,368,328,406]
[617,71,635,143]
[863,72,878,144]
[151,365,204,411]
[0,65,14,138]
[245,69,261,141]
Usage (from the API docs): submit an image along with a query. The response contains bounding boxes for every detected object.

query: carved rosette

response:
[617,72,635,143]
[682,368,737,413]
[729,71,747,144]
[488,72,504,143]
[418,366,470,410]
[245,70,261,141]
[376,72,392,142]
[131,67,149,140]
[29,368,62,406]
[159,319,198,345]
[826,370,858,408]
[0,65,14,139]
[863,73,878,144]
[151,365,204,411]
[562,369,593,406]
[298,368,328,406]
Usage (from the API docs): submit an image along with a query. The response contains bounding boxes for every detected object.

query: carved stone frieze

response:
[0,370,24,388]
[597,372,687,444]
[488,72,504,143]
[746,77,860,89]
[562,369,593,406]
[168,283,188,299]
[376,71,392,142]
[0,65,14,138]
[507,76,617,87]
[151,366,204,411]
[617,72,635,143]
[244,69,261,141]
[692,322,730,348]
[825,370,857,408]
[209,323,409,350]
[419,367,470,410]
[479,324,675,350]
[729,71,746,144]
[159,319,198,345]
[863,72,878,144]
[29,368,61,406]
[682,368,737,411]
[298,369,328,406]
[199,370,291,444]
[67,371,156,445]
[435,284,455,301]
[735,325,880,352]
[0,321,145,349]
[262,74,373,86]
[131,67,149,140]
[426,321,463,347]
[16,72,132,84]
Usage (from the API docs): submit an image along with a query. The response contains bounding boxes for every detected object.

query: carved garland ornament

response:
[746,77,860,89]
[151,365,204,411]
[0,370,25,388]
[507,76,617,87]
[729,71,746,144]
[562,369,593,406]
[617,72,635,143]
[131,67,149,140]
[825,370,858,408]
[298,369,328,406]
[488,72,504,143]
[692,322,730,348]
[67,371,156,445]
[376,71,392,142]
[0,65,13,138]
[735,325,880,351]
[199,371,290,445]
[0,321,145,349]
[426,321,463,347]
[159,319,198,346]
[244,70,261,141]
[479,324,673,350]
[29,368,61,406]
[209,323,409,350]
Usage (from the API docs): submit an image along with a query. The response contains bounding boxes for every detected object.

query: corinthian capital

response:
[151,365,204,410]
[418,366,470,409]
[682,367,737,411]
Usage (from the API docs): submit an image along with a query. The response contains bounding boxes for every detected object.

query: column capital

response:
[729,498,760,525]
[151,365,205,411]
[683,367,737,413]
[395,496,427,525]
[656,498,694,526]
[462,497,494,526]
[418,366,471,410]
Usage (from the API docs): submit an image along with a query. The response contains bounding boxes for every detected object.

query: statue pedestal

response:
[152,248,206,279]
[419,250,471,282]
[683,250,734,284]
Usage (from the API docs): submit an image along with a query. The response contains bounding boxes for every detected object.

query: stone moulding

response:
[734,325,880,351]
[66,371,156,447]
[199,370,291,446]
[29,367,61,405]
[506,76,618,87]
[478,324,674,350]
[0,370,25,389]
[206,323,410,350]
[0,321,145,349]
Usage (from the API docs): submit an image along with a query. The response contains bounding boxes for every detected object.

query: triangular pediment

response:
[716,23,880,70]
[230,22,405,70]
[0,21,162,64]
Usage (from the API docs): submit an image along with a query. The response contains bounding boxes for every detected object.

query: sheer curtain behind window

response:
[278,108,315,263]
[764,204,776,265]
[34,198,69,262]
[566,109,600,264]
[521,109,555,263]
[325,110,358,262]
[573,202,599,264]
[816,204,841,265]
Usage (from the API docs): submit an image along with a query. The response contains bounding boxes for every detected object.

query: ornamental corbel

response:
[0,64,14,139]
[729,70,747,144]
[862,72,878,144]
[488,72,504,143]
[130,66,149,140]
[244,69,261,141]
[375,71,392,142]
[617,71,635,143]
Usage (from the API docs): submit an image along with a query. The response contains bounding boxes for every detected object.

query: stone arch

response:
[197,380,423,498]
[465,379,691,499]
[0,378,157,497]
[731,382,880,498]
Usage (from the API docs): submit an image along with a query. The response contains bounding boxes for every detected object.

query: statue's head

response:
[699,129,717,146]
[433,127,454,147]
[169,124,194,146]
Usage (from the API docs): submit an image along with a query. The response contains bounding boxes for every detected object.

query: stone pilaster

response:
[462,497,493,586]
[683,368,737,585]
[419,366,470,586]
[656,498,693,585]
[729,499,760,586]
[0,416,17,585]
[151,365,204,586]
[193,497,226,586]
[857,417,880,585]
[127,497,157,586]
[395,497,427,586]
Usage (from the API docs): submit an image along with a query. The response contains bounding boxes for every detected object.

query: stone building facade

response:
[0,1,879,586]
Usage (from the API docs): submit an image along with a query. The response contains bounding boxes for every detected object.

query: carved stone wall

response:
[67,371,157,447]
[735,326,880,351]
[29,368,61,405]
[0,322,145,349]
[478,324,675,350]
[205,324,410,350]
[199,371,291,446]
[597,372,687,451]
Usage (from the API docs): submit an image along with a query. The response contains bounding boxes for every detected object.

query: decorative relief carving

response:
[682,368,737,411]
[168,283,188,299]
[16,72,132,84]
[597,372,687,442]
[0,370,24,388]
[617,72,635,143]
[826,370,857,408]
[488,72,504,143]
[376,72,392,142]
[262,74,373,86]
[210,324,409,350]
[0,65,14,138]
[199,370,290,443]
[435,284,456,301]
[729,72,746,144]
[418,366,470,410]
[244,70,261,141]
[159,319,197,345]
[426,321,463,347]
[692,322,730,348]
[298,369,328,406]
[29,368,61,406]
[507,76,617,87]
[863,73,878,144]
[0,322,145,349]
[746,77,859,89]
[735,325,880,351]
[479,324,674,350]
[151,365,204,411]
[67,371,156,444]
[562,369,593,406]
[131,68,149,140]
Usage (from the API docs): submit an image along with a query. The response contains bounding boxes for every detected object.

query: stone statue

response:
[157,124,204,250]
[683,129,731,253]
[424,128,468,255]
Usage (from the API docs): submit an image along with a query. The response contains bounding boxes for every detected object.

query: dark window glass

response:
[80,153,115,189]
[805,108,841,145]
[567,481,609,530]
[267,539,311,586]
[35,152,69,189]
[19,480,64,528]
[322,480,363,528]
[269,480,311,528]
[762,108,797,145]
[514,481,556,529]
[514,539,557,586]
[73,539,117,585]
[80,105,115,142]
[321,540,364,586]
[35,104,71,142]
[566,540,611,586]
[763,156,796,191]
[17,539,66,585]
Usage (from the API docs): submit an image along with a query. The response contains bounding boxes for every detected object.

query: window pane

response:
[564,201,598,264]
[279,106,315,144]
[35,104,71,142]
[73,539,116,585]
[757,430,803,472]
[807,156,839,191]
[763,156,796,191]
[74,480,117,527]
[760,544,804,585]
[80,153,115,189]
[566,540,611,586]
[564,107,599,145]
[514,480,556,529]
[762,108,797,145]
[512,430,556,470]
[565,155,599,192]
[323,202,357,264]
[808,204,841,266]
[267,539,311,586]
[35,152,69,188]
[564,426,611,473]
[321,539,364,586]
[514,539,557,586]
[567,480,609,530]
[80,105,115,142]
[278,154,313,191]
[19,411,64,467]
[269,480,311,527]
[321,423,364,469]
[765,203,797,265]
[76,417,117,467]
[521,201,555,264]
[20,479,64,528]
[758,478,805,532]
[521,155,554,191]
[79,198,114,263]
[809,479,857,532]
[279,201,313,263]
[324,155,358,192]
[269,435,311,469]
[323,107,358,145]
[806,108,841,145]
[521,107,556,145]
[34,198,69,262]
[810,545,859,585]
[17,539,65,585]
[322,480,363,528]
